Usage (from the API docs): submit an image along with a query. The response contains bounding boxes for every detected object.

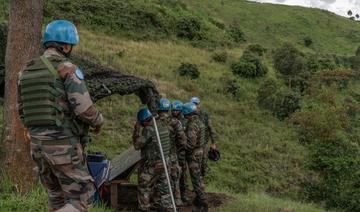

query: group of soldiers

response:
[133,97,217,211]
[18,19,217,212]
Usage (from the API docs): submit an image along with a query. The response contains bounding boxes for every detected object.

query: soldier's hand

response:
[91,125,102,135]
[134,121,141,129]
[211,143,217,150]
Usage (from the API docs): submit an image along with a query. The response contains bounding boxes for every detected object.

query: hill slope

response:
[2,0,360,211]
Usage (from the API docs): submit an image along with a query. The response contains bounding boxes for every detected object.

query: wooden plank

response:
[109,147,142,181]
[110,184,118,209]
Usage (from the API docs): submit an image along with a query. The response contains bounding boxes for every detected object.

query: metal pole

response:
[152,117,177,212]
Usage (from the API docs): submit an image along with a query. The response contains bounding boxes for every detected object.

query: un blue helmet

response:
[190,96,200,105]
[137,108,153,123]
[171,100,183,111]
[43,20,79,45]
[182,102,197,116]
[158,98,171,111]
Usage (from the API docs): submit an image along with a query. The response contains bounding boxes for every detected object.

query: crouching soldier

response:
[19,20,104,211]
[157,98,187,206]
[182,102,208,211]
[133,108,172,211]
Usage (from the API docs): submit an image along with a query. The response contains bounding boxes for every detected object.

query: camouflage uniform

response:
[198,110,217,177]
[172,114,189,202]
[160,113,187,206]
[19,48,104,212]
[133,118,172,211]
[185,114,206,205]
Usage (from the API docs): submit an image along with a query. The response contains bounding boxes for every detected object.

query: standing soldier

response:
[133,108,172,211]
[182,102,208,211]
[157,98,186,206]
[171,100,189,204]
[19,20,104,211]
[190,97,217,177]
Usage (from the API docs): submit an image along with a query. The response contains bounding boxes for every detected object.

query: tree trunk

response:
[1,0,43,193]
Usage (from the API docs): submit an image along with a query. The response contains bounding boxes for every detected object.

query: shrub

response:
[178,63,200,79]
[257,79,300,119]
[246,44,267,56]
[211,51,228,63]
[176,14,202,40]
[231,53,267,78]
[303,36,313,47]
[273,43,306,76]
[225,79,241,99]
[227,23,246,43]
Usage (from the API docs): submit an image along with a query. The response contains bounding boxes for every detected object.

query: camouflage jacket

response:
[19,48,104,140]
[199,109,217,144]
[185,114,206,151]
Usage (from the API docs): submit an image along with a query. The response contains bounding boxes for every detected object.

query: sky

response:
[249,0,360,17]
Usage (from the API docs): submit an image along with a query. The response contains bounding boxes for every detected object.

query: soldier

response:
[19,20,104,212]
[182,102,208,211]
[170,100,189,204]
[133,108,172,211]
[190,96,217,177]
[157,98,186,207]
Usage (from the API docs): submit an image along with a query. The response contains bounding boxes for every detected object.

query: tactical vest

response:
[19,56,69,127]
[145,120,171,163]
[199,110,210,141]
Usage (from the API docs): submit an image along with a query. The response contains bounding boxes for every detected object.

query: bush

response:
[227,23,246,43]
[231,53,267,78]
[211,51,228,63]
[175,14,202,41]
[257,79,300,119]
[273,43,306,76]
[178,63,200,79]
[303,36,313,47]
[225,79,241,100]
[246,44,267,56]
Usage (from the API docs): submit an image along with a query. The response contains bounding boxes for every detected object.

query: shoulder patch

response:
[75,67,84,80]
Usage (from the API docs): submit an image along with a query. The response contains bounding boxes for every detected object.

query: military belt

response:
[31,138,72,146]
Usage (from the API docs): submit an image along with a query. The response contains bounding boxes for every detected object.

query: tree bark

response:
[1,0,43,193]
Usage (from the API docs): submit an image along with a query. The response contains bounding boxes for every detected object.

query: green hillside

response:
[2,0,360,211]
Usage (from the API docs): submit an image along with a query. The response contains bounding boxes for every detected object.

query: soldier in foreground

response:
[182,102,208,211]
[190,97,217,177]
[171,100,190,204]
[133,108,172,211]
[157,98,187,207]
[19,20,104,211]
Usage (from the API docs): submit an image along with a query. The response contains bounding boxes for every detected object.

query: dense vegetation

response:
[2,0,360,211]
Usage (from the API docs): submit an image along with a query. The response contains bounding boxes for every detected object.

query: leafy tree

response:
[231,52,267,78]
[348,10,353,17]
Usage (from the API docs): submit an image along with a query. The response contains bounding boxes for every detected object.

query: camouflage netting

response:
[0,24,160,111]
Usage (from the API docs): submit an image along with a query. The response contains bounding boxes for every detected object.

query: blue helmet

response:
[182,102,197,116]
[137,108,152,123]
[158,98,171,111]
[171,100,183,111]
[190,96,200,105]
[43,20,79,45]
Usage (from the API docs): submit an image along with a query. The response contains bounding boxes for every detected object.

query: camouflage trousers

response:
[201,145,209,177]
[30,137,95,212]
[138,159,172,211]
[177,149,188,201]
[186,148,206,203]
[169,153,182,206]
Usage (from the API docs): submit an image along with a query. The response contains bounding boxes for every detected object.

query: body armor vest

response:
[145,120,171,163]
[19,56,69,127]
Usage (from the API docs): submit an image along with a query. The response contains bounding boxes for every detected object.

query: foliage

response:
[211,51,228,63]
[175,13,202,40]
[231,53,267,78]
[245,44,267,57]
[227,22,246,43]
[289,72,360,211]
[273,43,306,77]
[257,79,300,119]
[303,36,313,47]
[178,62,200,79]
[0,23,6,65]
